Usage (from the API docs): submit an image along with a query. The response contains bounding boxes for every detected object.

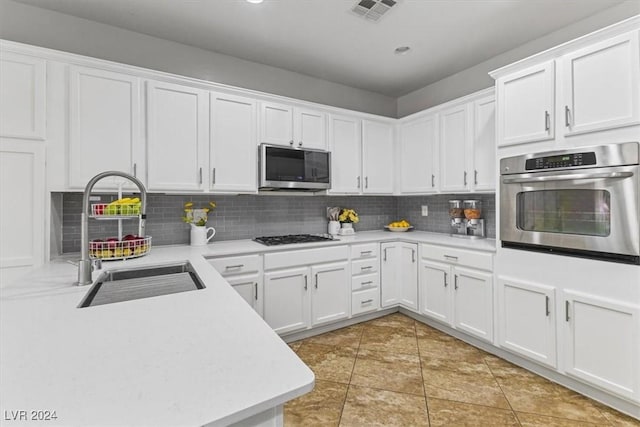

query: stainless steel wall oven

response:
[500,142,639,265]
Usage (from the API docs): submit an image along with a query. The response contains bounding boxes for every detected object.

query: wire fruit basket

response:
[89,236,152,260]
[91,203,141,217]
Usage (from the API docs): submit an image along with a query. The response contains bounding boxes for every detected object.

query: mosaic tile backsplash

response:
[60,193,496,253]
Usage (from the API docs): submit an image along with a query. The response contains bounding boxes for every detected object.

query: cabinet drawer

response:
[264,245,349,270]
[352,288,380,316]
[350,243,379,260]
[352,258,378,276]
[209,254,262,276]
[421,244,493,272]
[352,273,379,291]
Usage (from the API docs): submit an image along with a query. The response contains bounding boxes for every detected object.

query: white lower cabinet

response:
[263,246,350,335]
[563,290,640,401]
[227,274,263,318]
[208,254,263,318]
[419,244,493,343]
[380,242,418,310]
[497,277,557,368]
[350,243,380,316]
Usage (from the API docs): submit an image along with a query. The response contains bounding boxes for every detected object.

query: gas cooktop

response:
[253,234,335,246]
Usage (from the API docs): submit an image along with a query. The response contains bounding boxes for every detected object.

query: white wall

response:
[397,1,640,117]
[0,0,397,117]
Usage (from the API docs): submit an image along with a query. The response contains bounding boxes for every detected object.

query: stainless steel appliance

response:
[253,234,335,246]
[449,199,486,238]
[500,142,639,264]
[259,143,331,191]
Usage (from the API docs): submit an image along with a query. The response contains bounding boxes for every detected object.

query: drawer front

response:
[209,254,262,276]
[421,244,493,272]
[350,243,379,260]
[352,288,380,316]
[264,245,349,270]
[351,273,379,291]
[351,258,379,276]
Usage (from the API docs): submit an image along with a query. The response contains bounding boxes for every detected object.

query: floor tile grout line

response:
[337,320,366,426]
[415,319,432,426]
[483,357,523,426]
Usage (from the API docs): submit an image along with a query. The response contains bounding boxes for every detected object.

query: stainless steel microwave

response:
[259,143,331,191]
[500,142,639,265]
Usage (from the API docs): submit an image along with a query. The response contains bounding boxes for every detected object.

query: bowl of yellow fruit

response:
[385,220,413,232]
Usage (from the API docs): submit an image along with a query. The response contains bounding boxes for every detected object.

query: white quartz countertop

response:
[0,231,493,426]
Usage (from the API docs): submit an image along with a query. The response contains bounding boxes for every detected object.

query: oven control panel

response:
[525,152,596,170]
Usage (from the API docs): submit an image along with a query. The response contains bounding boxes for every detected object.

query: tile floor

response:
[284,313,640,427]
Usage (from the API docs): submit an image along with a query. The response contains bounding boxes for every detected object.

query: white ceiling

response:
[13,0,627,97]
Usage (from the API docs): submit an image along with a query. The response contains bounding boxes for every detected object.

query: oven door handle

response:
[502,171,633,184]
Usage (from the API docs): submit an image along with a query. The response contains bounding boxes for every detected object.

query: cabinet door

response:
[210,92,257,192]
[264,267,309,335]
[0,141,45,282]
[294,107,326,150]
[562,31,640,136]
[452,266,493,343]
[399,115,439,193]
[496,61,554,146]
[0,52,46,140]
[563,290,639,400]
[440,104,471,192]
[227,275,263,317]
[399,243,418,310]
[362,120,394,194]
[497,277,556,368]
[311,261,349,326]
[69,66,141,189]
[419,260,451,324]
[146,80,209,191]
[259,101,293,145]
[472,95,496,191]
[380,243,399,307]
[328,114,361,193]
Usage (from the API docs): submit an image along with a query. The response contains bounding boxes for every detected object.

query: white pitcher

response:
[190,224,216,246]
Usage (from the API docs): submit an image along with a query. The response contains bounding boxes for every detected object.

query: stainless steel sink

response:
[79,262,205,308]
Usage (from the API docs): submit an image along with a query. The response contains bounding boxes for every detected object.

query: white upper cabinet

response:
[0,52,46,140]
[399,114,439,193]
[440,103,471,192]
[561,31,640,136]
[472,95,496,191]
[146,80,209,191]
[210,92,257,193]
[496,61,555,147]
[328,114,361,193]
[361,119,394,194]
[259,101,326,149]
[68,66,142,189]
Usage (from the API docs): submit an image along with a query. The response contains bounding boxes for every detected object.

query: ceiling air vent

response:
[351,0,397,22]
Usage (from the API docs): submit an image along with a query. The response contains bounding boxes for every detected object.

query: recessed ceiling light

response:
[246,0,264,3]
[394,46,411,55]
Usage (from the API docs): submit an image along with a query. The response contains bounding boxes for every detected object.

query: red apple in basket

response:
[107,237,119,250]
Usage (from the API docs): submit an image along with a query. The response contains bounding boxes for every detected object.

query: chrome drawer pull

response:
[361,299,374,304]
[360,250,372,256]
[361,280,374,286]
[443,255,458,261]
[225,264,244,270]
[361,266,373,270]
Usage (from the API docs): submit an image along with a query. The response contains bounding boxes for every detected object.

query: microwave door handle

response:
[502,171,633,184]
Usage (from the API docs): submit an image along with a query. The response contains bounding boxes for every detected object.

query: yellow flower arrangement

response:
[339,208,359,224]
[182,201,217,226]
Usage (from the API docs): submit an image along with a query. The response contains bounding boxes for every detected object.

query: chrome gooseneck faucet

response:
[77,171,147,286]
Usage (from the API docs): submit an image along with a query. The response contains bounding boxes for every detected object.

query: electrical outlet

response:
[421,205,428,216]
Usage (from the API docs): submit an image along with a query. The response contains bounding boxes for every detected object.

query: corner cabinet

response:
[419,244,494,343]
[146,80,209,191]
[398,114,439,193]
[68,66,143,189]
[472,95,496,191]
[497,277,557,368]
[210,92,258,192]
[328,114,361,193]
[0,52,46,140]
[361,120,394,194]
[380,242,418,310]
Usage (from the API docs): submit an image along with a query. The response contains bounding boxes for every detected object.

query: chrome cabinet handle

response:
[298,141,303,147]
[212,168,216,184]
[133,163,137,177]
[365,176,369,189]
[565,301,570,321]
[357,176,361,188]
[254,283,258,300]
[565,105,571,127]
[360,250,372,256]
[361,299,374,304]
[474,170,478,185]
[443,255,458,261]
[463,171,467,186]
[454,274,458,290]
[289,140,294,146]
[545,296,550,316]
[199,167,203,184]
[431,174,435,187]
[361,266,373,271]
[383,248,387,261]
[544,110,550,131]
[225,264,244,270]
[411,249,415,263]
[361,280,373,286]
[304,275,308,290]
[315,273,318,289]
[444,272,448,287]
